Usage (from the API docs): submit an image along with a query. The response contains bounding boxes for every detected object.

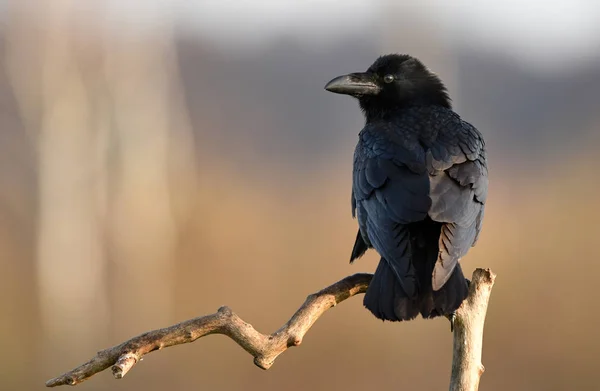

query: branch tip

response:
[112,353,139,379]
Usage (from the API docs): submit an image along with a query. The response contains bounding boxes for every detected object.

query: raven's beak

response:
[324,72,381,96]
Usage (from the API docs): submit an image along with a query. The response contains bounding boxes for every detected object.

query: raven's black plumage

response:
[325,54,488,322]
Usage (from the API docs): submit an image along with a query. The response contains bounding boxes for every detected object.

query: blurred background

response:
[2,0,600,390]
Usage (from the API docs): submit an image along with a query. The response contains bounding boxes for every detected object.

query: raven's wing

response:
[352,123,431,297]
[426,114,488,290]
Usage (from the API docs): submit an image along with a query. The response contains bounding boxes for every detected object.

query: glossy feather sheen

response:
[351,105,488,321]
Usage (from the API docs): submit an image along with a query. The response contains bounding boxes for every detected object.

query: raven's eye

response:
[383,74,395,83]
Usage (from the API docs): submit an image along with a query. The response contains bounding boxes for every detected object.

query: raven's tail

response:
[363,258,420,321]
[363,258,469,322]
[423,263,469,318]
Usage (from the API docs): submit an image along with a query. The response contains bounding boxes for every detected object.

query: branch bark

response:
[45,269,495,389]
[450,268,496,391]
[45,273,372,387]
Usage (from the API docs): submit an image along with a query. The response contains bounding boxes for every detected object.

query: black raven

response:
[325,54,488,323]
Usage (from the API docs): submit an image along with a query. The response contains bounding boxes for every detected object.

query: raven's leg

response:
[445,278,470,332]
[445,312,456,332]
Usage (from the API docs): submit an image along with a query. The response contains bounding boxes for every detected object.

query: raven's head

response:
[324,54,450,119]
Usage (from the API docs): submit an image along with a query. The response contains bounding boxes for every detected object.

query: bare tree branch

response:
[45,269,495,389]
[451,268,496,391]
[45,273,373,387]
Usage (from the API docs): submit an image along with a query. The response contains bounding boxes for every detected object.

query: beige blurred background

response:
[2,1,600,390]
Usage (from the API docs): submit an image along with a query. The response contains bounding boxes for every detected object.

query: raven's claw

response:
[446,312,456,332]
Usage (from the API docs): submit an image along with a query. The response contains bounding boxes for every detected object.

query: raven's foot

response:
[445,312,456,332]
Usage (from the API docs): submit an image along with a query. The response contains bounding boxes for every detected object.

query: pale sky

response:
[39,0,600,71]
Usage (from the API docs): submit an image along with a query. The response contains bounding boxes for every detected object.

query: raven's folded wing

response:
[427,118,488,290]
[352,124,431,296]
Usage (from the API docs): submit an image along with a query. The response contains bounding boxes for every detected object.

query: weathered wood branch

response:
[45,269,495,390]
[451,268,496,391]
[45,273,373,387]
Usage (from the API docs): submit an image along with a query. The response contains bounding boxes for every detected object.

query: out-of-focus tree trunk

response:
[5,0,111,355]
[105,29,177,330]
[4,0,198,364]
[103,5,197,333]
